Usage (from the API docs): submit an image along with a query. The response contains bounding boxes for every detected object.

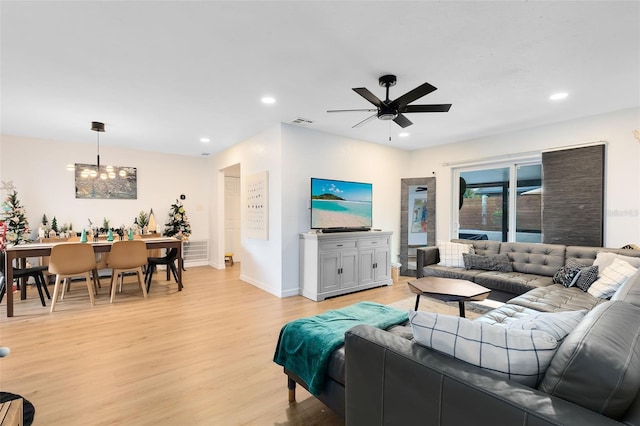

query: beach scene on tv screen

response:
[311,179,372,228]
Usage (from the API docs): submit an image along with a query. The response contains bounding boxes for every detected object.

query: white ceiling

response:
[2,1,639,157]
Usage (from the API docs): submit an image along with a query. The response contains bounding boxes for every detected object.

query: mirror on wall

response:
[400,177,436,277]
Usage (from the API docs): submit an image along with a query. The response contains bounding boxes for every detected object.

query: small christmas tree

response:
[163,200,191,241]
[51,216,59,233]
[1,190,31,246]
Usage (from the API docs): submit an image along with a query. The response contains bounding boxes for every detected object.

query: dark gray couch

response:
[417,239,640,296]
[344,263,640,425]
[282,242,640,424]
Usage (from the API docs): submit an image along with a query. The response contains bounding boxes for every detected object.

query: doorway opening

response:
[223,164,241,266]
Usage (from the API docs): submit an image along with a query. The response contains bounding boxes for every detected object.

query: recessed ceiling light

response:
[549,92,568,101]
[261,96,276,104]
[200,138,210,143]
[399,132,410,138]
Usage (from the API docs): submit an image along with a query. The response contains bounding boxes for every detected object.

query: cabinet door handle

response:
[338,267,342,274]
[373,262,377,269]
[337,244,343,247]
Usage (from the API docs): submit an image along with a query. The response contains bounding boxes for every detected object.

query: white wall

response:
[208,124,410,298]
[281,124,410,296]
[208,125,283,295]
[407,107,640,247]
[0,134,210,241]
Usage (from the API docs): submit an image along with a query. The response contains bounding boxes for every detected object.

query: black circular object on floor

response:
[0,392,35,426]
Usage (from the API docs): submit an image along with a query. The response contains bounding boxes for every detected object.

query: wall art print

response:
[245,171,268,240]
[74,163,137,199]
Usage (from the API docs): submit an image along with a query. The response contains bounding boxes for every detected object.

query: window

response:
[456,162,541,243]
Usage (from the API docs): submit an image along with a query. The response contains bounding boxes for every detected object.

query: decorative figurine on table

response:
[128,227,134,241]
[93,228,99,242]
[106,229,114,242]
[80,229,88,243]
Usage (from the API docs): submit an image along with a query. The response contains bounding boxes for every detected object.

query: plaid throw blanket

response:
[273,301,408,396]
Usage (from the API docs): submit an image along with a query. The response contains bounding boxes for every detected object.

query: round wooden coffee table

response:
[407,276,491,318]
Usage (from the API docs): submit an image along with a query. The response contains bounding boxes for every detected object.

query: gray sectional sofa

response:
[341,244,640,425]
[344,241,640,426]
[417,239,640,296]
[282,241,640,424]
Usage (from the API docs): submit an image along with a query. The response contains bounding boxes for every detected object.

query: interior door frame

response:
[400,177,436,277]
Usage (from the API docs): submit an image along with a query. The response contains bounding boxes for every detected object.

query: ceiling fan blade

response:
[327,108,378,113]
[352,113,378,128]
[393,113,413,128]
[353,87,383,107]
[402,104,452,113]
[391,82,437,108]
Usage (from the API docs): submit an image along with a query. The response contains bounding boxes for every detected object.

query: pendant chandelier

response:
[67,121,126,179]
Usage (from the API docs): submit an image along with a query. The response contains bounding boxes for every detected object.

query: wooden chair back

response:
[48,243,97,275]
[108,240,148,269]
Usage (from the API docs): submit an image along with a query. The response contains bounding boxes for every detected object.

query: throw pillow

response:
[588,258,638,299]
[574,265,599,291]
[552,259,584,287]
[505,310,587,342]
[611,268,640,301]
[437,240,474,268]
[409,310,559,387]
[462,253,513,272]
[593,252,640,274]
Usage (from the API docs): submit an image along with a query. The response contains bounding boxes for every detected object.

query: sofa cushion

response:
[420,265,486,282]
[475,303,542,325]
[539,301,640,420]
[504,309,587,341]
[473,271,555,295]
[462,253,513,272]
[437,240,474,267]
[452,239,501,256]
[499,242,566,277]
[507,284,603,312]
[588,258,638,299]
[565,246,640,267]
[409,310,560,387]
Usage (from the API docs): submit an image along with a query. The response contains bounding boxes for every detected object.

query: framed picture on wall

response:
[245,171,268,240]
[74,164,137,199]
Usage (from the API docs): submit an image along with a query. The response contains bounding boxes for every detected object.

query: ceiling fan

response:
[327,74,452,128]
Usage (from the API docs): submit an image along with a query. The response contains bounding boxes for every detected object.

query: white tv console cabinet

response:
[299,231,393,301]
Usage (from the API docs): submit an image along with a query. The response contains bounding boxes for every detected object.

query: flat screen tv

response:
[310,178,372,231]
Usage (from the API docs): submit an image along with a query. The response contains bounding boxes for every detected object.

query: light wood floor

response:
[1,265,418,425]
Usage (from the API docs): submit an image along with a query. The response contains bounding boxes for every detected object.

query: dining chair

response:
[48,243,99,312]
[107,240,148,303]
[144,247,179,292]
[66,235,104,291]
[0,251,51,307]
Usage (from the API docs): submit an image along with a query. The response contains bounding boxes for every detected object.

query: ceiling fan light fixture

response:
[378,112,397,120]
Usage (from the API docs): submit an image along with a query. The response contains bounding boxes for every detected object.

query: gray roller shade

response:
[542,144,604,246]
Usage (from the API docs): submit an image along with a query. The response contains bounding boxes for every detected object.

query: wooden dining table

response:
[3,237,184,317]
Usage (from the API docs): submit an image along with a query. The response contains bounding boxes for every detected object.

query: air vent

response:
[291,117,314,126]
[183,240,209,265]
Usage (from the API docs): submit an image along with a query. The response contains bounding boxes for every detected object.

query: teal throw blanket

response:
[273,301,408,396]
